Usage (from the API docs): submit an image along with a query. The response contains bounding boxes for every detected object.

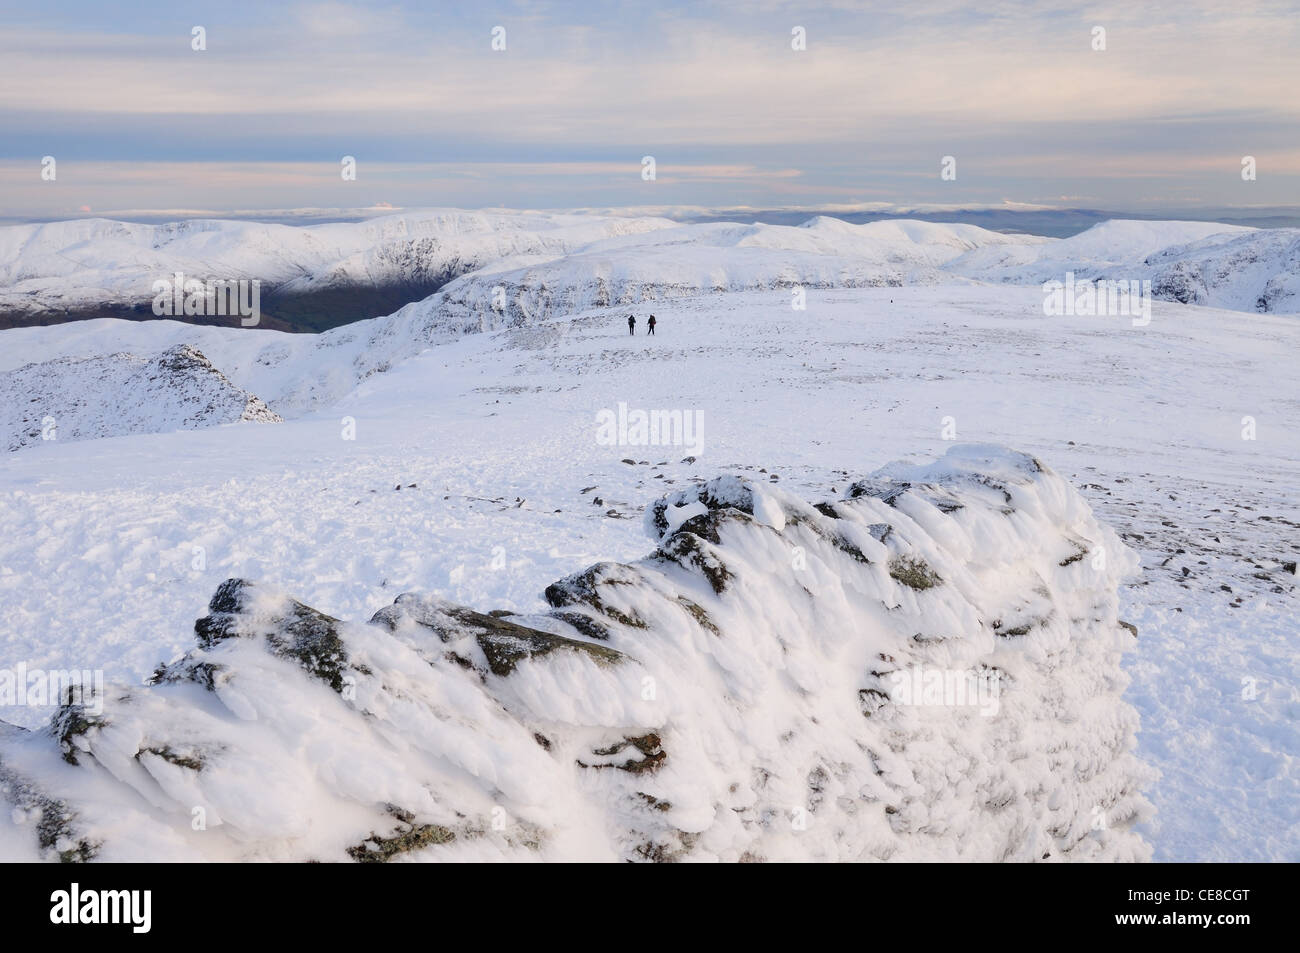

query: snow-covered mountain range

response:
[402,217,1048,334]
[2,211,1296,340]
[0,210,676,332]
[3,212,1296,452]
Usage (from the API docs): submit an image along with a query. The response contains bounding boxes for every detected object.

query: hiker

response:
[627,314,636,335]
[647,315,656,336]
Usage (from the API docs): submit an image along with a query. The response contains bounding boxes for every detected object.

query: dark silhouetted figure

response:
[628,314,636,335]
[647,315,656,336]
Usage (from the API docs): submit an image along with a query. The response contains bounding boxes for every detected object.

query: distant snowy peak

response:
[1,344,280,451]
[0,210,678,331]
[799,215,1052,253]
[388,218,1038,334]
[950,219,1300,314]
[1144,228,1300,313]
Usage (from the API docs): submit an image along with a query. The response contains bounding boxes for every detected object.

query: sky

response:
[0,0,1297,219]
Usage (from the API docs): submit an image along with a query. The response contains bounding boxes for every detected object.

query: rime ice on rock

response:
[0,444,1153,862]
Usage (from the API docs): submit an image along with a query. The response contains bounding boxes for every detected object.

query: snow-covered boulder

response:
[0,444,1153,861]
[1,344,281,451]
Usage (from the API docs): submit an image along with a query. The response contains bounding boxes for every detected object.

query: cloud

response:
[293,1,404,37]
[0,1,1295,212]
[1,4,1295,130]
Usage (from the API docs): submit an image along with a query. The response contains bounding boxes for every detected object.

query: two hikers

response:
[627,314,657,336]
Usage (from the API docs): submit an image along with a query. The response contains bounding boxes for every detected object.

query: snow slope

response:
[1144,228,1300,313]
[950,219,1300,314]
[0,444,1153,862]
[0,344,279,451]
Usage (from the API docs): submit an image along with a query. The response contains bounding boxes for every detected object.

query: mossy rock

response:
[672,511,724,545]
[848,478,969,513]
[39,803,99,863]
[847,478,910,504]
[581,733,666,774]
[347,814,456,862]
[374,594,625,676]
[888,556,941,590]
[194,579,350,693]
[49,704,103,766]
[548,610,614,642]
[833,534,872,564]
[677,597,720,635]
[137,746,203,772]
[476,623,624,678]
[0,757,99,862]
[148,657,224,692]
[646,476,755,538]
[656,531,733,595]
[544,563,650,629]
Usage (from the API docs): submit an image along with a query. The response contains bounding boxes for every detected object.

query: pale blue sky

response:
[1,1,1297,217]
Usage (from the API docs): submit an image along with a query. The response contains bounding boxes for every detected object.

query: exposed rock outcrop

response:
[0,444,1154,862]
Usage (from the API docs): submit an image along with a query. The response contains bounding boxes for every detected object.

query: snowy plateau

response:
[0,211,1295,862]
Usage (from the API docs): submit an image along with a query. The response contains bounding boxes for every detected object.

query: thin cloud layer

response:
[1,0,1296,214]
